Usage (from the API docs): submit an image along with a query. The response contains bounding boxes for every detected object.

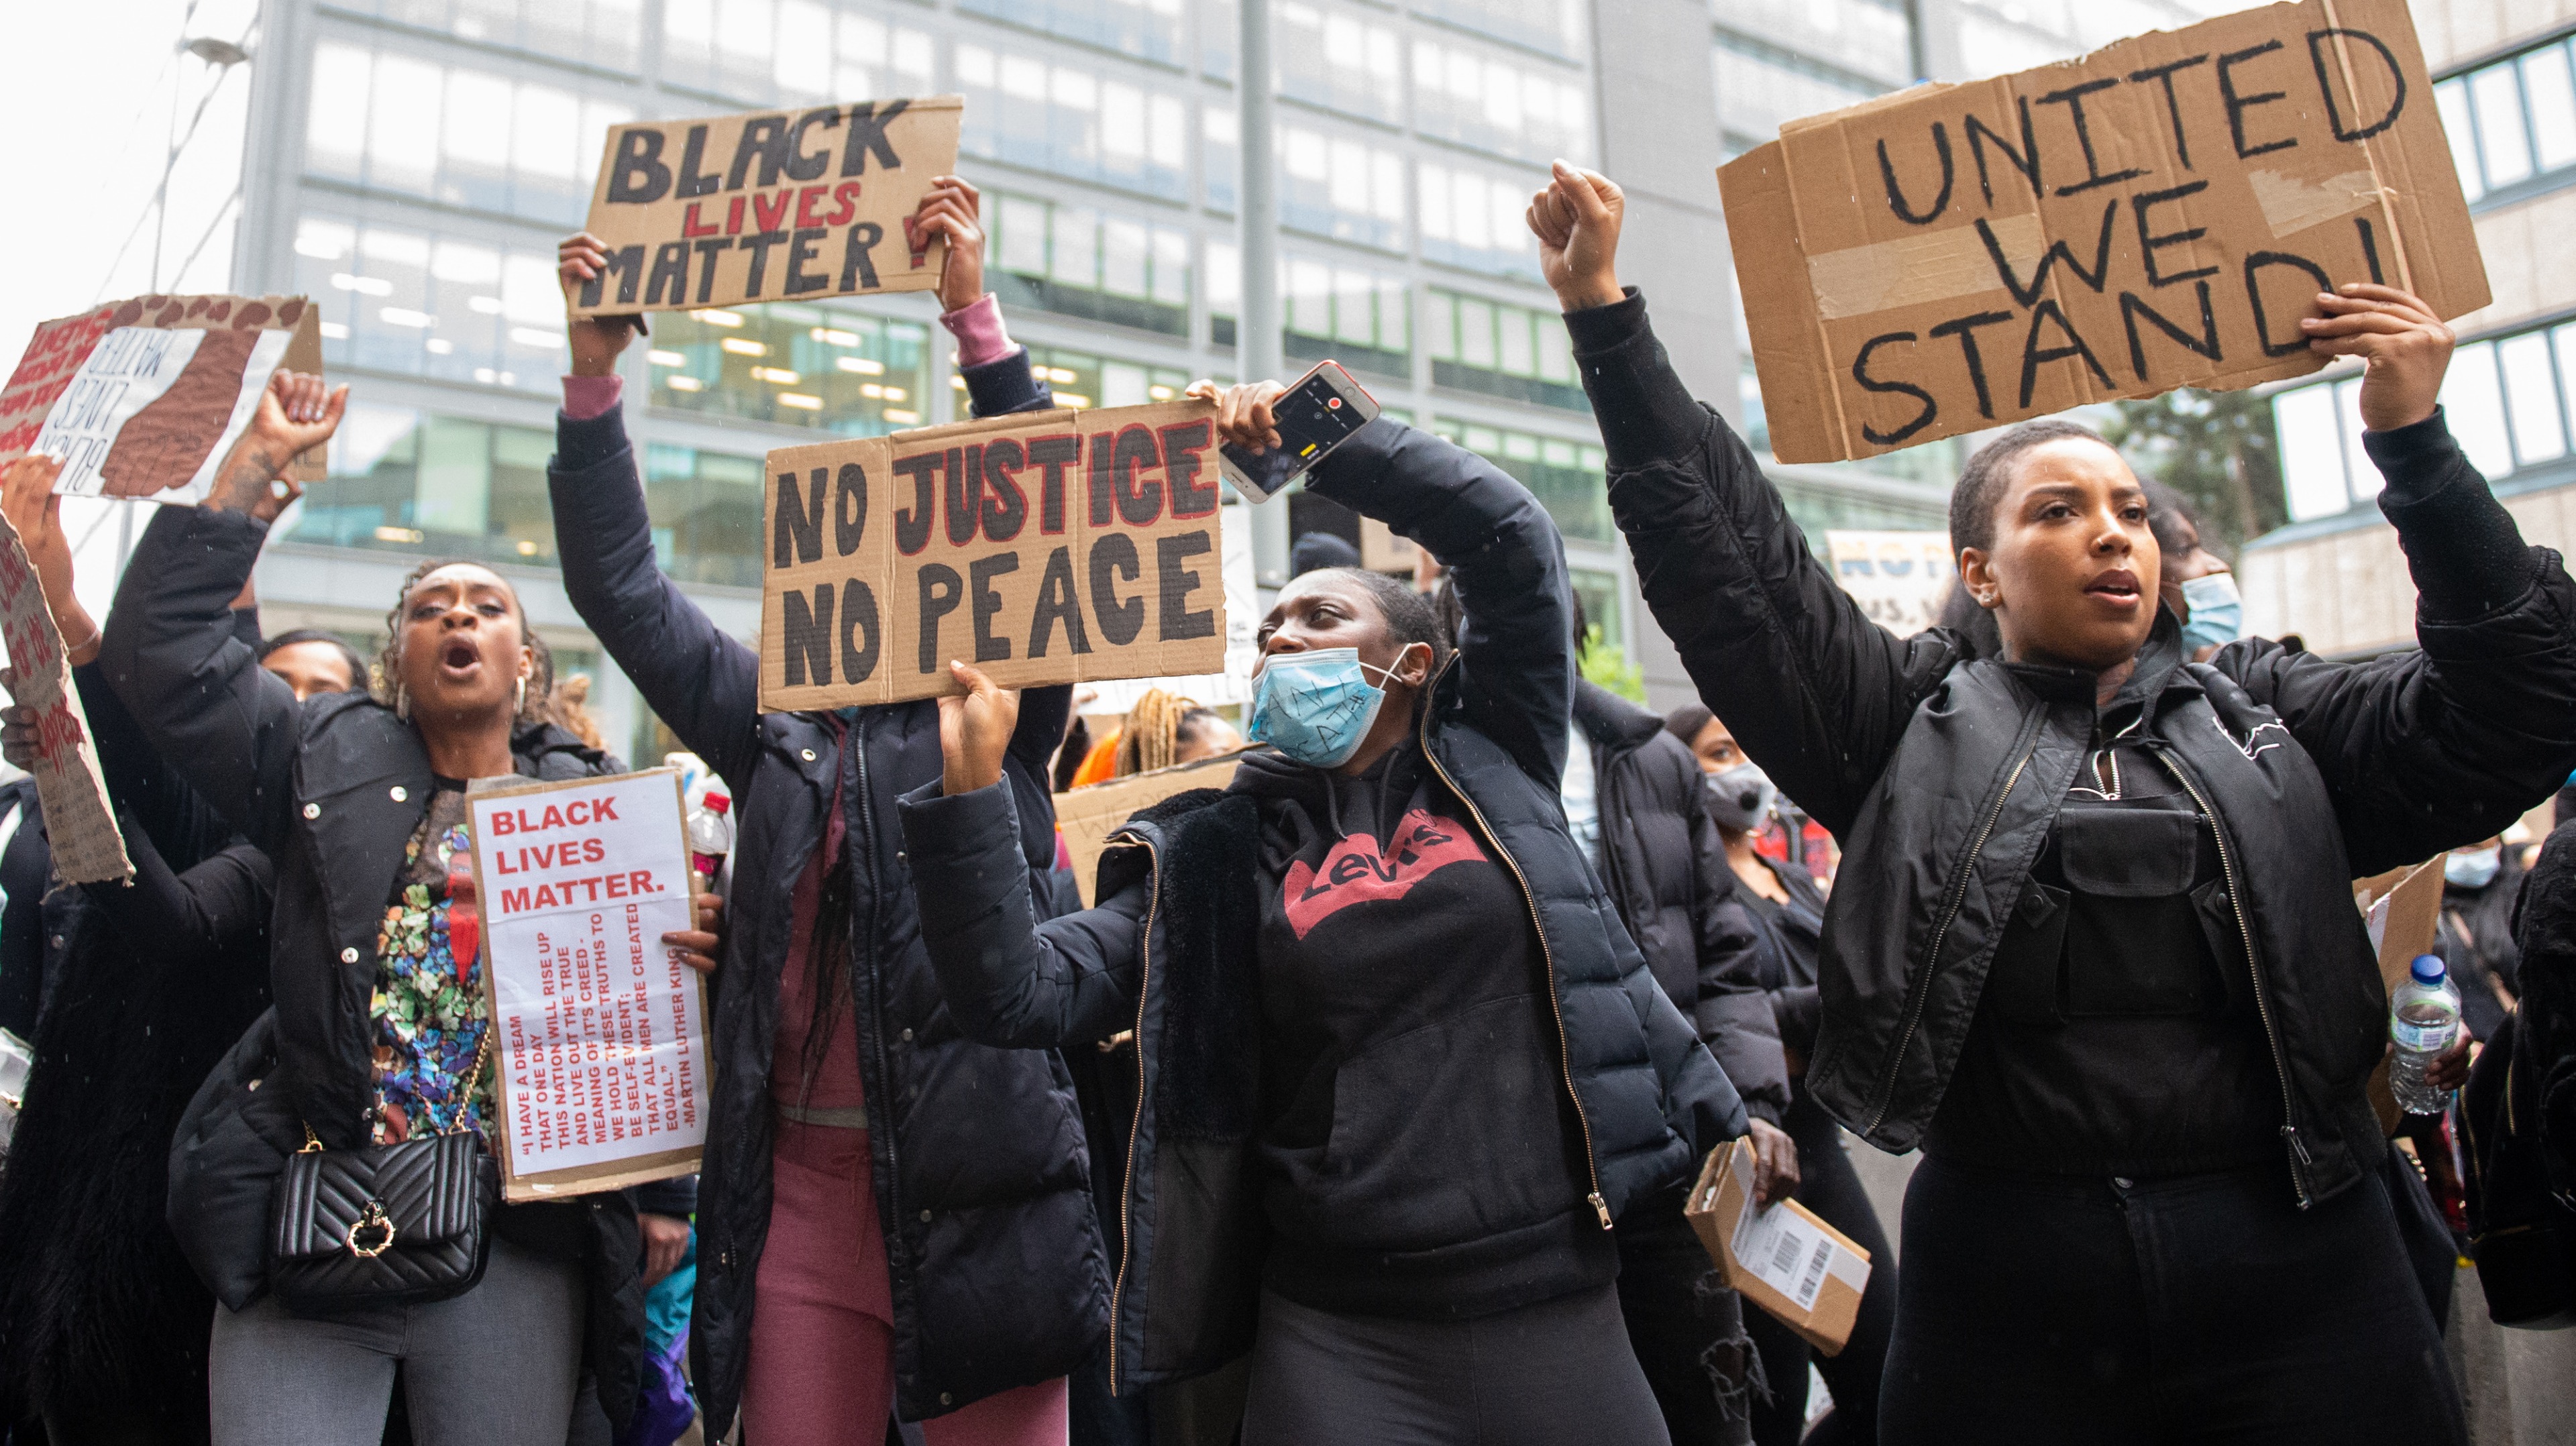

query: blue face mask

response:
[2180,571,2245,653]
[1246,647,1409,769]
[2446,846,2502,890]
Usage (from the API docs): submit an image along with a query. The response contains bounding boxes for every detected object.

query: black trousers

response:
[1617,1211,1760,1445]
[1745,1092,1896,1446]
[1880,1154,2467,1446]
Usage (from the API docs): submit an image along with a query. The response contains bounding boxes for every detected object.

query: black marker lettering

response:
[892,453,940,554]
[1156,533,1216,641]
[2308,28,2406,141]
[981,439,1029,541]
[690,237,734,303]
[773,467,824,565]
[2219,41,2296,158]
[1089,534,1144,647]
[2120,282,2222,380]
[1027,547,1092,657]
[1928,311,2014,420]
[2039,78,2148,196]
[839,221,883,290]
[1851,333,1937,447]
[916,565,963,674]
[1878,123,1954,225]
[782,583,834,687]
[2127,55,2209,170]
[787,107,843,181]
[2245,249,2333,357]
[676,124,721,199]
[1977,200,2118,307]
[608,128,672,205]
[739,231,790,296]
[2131,181,2216,287]
[969,553,1018,663]
[835,461,867,556]
[1966,98,2041,206]
[783,227,831,295]
[841,99,912,176]
[2019,300,2115,409]
[840,578,879,683]
[1027,435,1081,534]
[727,115,793,190]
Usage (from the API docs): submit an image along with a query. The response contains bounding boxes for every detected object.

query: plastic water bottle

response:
[2389,954,2463,1115]
[686,788,733,893]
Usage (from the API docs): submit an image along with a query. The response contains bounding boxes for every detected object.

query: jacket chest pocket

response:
[1986,808,2222,1025]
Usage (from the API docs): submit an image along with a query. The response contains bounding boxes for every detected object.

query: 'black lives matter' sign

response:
[573,97,962,317]
[1721,0,2486,463]
[759,400,1228,710]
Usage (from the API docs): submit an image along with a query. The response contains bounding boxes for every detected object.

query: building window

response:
[1432,419,1610,544]
[1709,0,1913,91]
[655,0,932,107]
[321,0,647,76]
[957,0,1185,68]
[1280,125,1407,252]
[641,443,768,586]
[1277,3,1403,125]
[293,216,566,394]
[648,304,930,431]
[1710,30,1884,142]
[1205,247,1409,378]
[988,191,1191,336]
[1426,288,1582,411]
[991,346,1193,412]
[305,42,634,226]
[2274,319,2576,522]
[295,406,561,565]
[1568,566,1624,651]
[1409,36,1591,164]
[1204,105,1239,213]
[2438,35,2576,207]
[956,46,1189,201]
[1409,0,1585,58]
[1417,160,1540,282]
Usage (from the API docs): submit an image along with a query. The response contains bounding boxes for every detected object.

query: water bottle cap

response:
[2410,954,2446,985]
[706,792,731,815]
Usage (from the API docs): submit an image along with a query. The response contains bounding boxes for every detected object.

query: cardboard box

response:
[1719,0,2487,463]
[1686,1138,1874,1355]
[2355,856,2445,1134]
[1055,750,1248,907]
[574,97,961,317]
[759,399,1230,711]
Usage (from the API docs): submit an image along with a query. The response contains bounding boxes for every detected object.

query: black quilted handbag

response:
[266,1035,496,1313]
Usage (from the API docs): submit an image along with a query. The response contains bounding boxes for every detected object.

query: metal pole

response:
[1237,0,1291,588]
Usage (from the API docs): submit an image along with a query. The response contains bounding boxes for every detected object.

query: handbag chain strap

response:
[297,1019,494,1154]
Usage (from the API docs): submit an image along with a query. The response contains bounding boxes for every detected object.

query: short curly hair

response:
[1947,419,2112,557]
[374,556,543,723]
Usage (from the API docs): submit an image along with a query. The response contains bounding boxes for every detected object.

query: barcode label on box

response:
[1729,1188,1837,1311]
[1795,1239,1832,1309]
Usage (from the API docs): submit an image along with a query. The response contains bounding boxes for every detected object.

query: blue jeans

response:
[1880,1155,2465,1446]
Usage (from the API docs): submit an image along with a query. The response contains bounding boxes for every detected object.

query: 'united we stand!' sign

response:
[468,769,709,1200]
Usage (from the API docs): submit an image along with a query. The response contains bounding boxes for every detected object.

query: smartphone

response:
[1218,361,1381,504]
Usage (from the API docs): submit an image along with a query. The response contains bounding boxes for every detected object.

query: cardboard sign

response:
[0,294,325,497]
[2355,856,2445,1134]
[468,769,710,1201]
[1056,749,1250,907]
[1081,498,1260,712]
[574,97,963,317]
[1686,1138,1873,1354]
[1825,530,1957,636]
[759,400,1231,710]
[0,515,127,885]
[1721,0,2487,463]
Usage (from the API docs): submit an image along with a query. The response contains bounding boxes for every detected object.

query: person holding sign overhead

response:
[99,372,701,1445]
[893,379,1749,1446]
[551,179,1105,1446]
[1525,161,2576,1443]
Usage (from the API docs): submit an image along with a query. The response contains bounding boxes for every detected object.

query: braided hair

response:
[373,556,543,724]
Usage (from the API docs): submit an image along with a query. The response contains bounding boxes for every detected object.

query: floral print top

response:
[369,783,494,1144]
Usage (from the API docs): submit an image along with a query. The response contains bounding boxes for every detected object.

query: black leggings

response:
[1879,1154,2465,1446]
[1746,1091,1896,1446]
[1240,1284,1670,1446]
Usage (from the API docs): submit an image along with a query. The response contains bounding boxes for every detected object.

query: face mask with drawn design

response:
[1246,647,1407,769]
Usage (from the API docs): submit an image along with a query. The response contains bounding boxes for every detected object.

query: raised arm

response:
[2221,286,2576,875]
[83,822,272,977]
[96,372,345,856]
[1531,166,1956,835]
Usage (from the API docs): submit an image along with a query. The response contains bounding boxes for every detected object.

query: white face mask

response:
[2445,846,2502,890]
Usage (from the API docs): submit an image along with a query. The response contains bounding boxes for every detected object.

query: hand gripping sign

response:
[1721,0,2486,463]
[0,294,326,500]
[759,398,1230,710]
[572,97,963,318]
[468,769,710,1200]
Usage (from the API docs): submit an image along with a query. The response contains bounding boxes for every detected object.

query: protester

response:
[2141,482,2245,662]
[1530,161,2573,1443]
[1109,689,1241,777]
[1289,531,1360,577]
[0,455,277,1446]
[101,372,708,1444]
[256,628,367,700]
[1662,703,1894,1446]
[1564,659,1790,1444]
[551,175,1106,1446]
[896,377,1746,1446]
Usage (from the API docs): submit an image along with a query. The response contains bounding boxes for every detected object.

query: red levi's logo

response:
[1282,808,1487,940]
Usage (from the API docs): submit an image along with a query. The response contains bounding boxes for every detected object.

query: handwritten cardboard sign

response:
[574,97,963,318]
[1826,530,1957,636]
[468,769,709,1200]
[759,399,1230,710]
[1056,749,1250,907]
[1721,0,2487,463]
[0,515,127,884]
[0,294,325,498]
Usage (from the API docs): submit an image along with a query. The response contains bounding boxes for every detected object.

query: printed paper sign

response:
[759,399,1230,710]
[573,97,963,317]
[0,515,127,884]
[0,294,325,497]
[1720,0,2487,463]
[470,769,708,1199]
[1825,530,1957,636]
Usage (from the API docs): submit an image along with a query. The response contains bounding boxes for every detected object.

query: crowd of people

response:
[0,151,2569,1446]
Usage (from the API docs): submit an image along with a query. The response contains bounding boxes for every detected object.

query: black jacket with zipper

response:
[1573,679,1788,1125]
[544,349,1104,1433]
[1573,289,2576,1205]
[896,416,1746,1392]
[101,510,649,1425]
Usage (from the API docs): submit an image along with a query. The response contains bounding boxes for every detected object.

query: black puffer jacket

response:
[545,351,1105,1432]
[1574,680,1788,1124]
[898,418,1745,1393]
[102,508,648,1427]
[1574,290,2576,1205]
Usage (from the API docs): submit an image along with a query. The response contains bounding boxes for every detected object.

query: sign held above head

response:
[1721,0,2486,463]
[573,96,965,319]
[759,398,1231,712]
